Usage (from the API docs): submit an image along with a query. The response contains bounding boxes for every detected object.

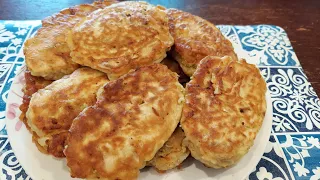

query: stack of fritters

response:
[21,1,267,179]
[19,71,53,154]
[64,64,184,179]
[26,68,109,157]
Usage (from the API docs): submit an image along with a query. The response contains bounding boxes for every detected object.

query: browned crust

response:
[19,71,53,154]
[167,9,237,76]
[19,71,53,132]
[24,1,118,80]
[161,56,190,86]
[148,126,190,171]
[19,71,68,157]
[46,132,69,157]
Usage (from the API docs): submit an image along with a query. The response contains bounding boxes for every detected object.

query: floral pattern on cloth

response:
[0,21,319,180]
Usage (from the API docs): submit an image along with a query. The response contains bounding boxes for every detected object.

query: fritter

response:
[19,71,53,131]
[19,71,53,154]
[26,68,109,157]
[24,1,117,80]
[161,56,189,86]
[148,126,190,171]
[167,9,237,76]
[67,1,174,80]
[64,64,184,179]
[181,56,266,168]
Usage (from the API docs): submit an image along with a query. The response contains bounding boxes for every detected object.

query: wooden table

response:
[1,0,319,95]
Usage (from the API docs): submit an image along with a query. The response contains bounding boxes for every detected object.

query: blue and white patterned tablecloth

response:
[0,20,319,180]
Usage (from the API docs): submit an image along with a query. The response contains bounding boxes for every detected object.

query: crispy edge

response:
[19,70,53,154]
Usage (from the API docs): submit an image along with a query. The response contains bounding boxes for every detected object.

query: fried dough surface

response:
[24,1,117,80]
[167,9,237,76]
[181,56,266,168]
[19,71,53,130]
[64,64,184,179]
[26,68,109,157]
[148,126,190,171]
[67,1,174,80]
[19,71,53,154]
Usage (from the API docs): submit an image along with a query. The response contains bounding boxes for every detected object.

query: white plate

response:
[5,65,273,180]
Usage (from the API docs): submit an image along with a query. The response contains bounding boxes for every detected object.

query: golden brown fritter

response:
[26,68,109,158]
[148,126,190,171]
[161,56,189,86]
[24,1,117,80]
[181,56,266,168]
[19,71,54,154]
[67,1,174,80]
[64,64,184,179]
[19,71,53,131]
[167,9,237,76]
